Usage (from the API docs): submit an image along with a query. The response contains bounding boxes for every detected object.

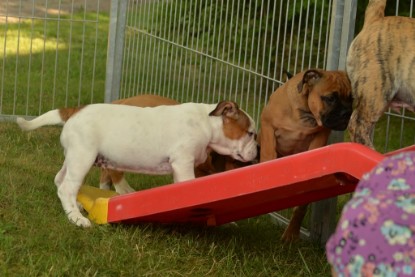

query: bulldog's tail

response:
[364,0,386,26]
[16,107,84,131]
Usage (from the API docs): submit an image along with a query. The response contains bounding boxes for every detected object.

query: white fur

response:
[16,103,257,227]
[16,110,64,130]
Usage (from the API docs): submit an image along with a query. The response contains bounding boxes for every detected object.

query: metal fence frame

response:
[1,0,415,244]
[0,0,107,120]
[106,0,358,244]
[113,1,346,122]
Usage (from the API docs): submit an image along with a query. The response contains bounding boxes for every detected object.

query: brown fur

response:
[194,151,252,177]
[209,101,252,140]
[222,117,251,140]
[59,106,85,122]
[112,94,179,106]
[347,0,415,148]
[364,0,387,26]
[260,69,352,241]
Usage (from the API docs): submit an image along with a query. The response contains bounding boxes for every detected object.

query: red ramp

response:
[103,142,399,226]
[77,142,415,226]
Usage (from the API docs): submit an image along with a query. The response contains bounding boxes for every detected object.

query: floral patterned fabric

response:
[326,152,415,277]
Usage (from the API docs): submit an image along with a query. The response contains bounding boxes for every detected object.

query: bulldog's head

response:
[209,101,258,163]
[297,69,353,131]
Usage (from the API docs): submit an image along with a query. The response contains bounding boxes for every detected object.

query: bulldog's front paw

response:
[76,201,85,212]
[67,211,91,228]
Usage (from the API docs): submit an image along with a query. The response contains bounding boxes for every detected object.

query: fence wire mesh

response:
[1,0,415,243]
[0,0,107,119]
[119,0,335,126]
[1,1,414,152]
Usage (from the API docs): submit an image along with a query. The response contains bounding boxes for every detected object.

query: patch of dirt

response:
[0,0,110,23]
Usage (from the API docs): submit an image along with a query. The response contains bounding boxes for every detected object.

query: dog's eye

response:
[247,132,254,137]
[322,94,337,104]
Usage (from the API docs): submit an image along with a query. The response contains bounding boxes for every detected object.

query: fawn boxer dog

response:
[260,69,353,241]
[347,0,415,148]
[101,94,254,194]
[16,101,258,227]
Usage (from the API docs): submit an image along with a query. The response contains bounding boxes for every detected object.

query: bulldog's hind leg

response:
[99,169,112,190]
[108,170,135,194]
[56,149,97,227]
[100,168,134,194]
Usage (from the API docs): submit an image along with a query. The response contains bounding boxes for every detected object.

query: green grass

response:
[0,123,331,276]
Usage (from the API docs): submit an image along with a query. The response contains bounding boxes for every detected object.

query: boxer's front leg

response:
[282,129,330,242]
[259,120,277,163]
[281,205,308,242]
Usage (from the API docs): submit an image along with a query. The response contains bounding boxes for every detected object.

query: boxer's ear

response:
[297,69,323,94]
[209,101,240,120]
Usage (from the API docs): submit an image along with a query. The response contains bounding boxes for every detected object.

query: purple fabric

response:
[326,152,415,277]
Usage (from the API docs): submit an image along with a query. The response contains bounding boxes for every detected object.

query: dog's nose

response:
[340,108,352,119]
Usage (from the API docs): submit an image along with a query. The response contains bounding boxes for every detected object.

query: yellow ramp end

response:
[77,186,118,224]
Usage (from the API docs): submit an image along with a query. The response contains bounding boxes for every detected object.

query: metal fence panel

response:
[0,0,107,120]
[114,0,349,244]
[112,0,415,153]
[1,0,415,243]
[1,1,414,150]
[118,0,336,125]
[112,0,415,243]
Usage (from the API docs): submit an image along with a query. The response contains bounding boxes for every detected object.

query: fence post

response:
[309,0,357,245]
[105,0,128,103]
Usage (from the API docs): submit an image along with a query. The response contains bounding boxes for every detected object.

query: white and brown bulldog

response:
[16,101,258,227]
[99,94,180,194]
[260,69,353,241]
[347,0,415,148]
[100,94,256,194]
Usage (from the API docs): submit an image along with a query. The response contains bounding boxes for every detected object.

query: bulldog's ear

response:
[297,69,323,93]
[209,101,240,120]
